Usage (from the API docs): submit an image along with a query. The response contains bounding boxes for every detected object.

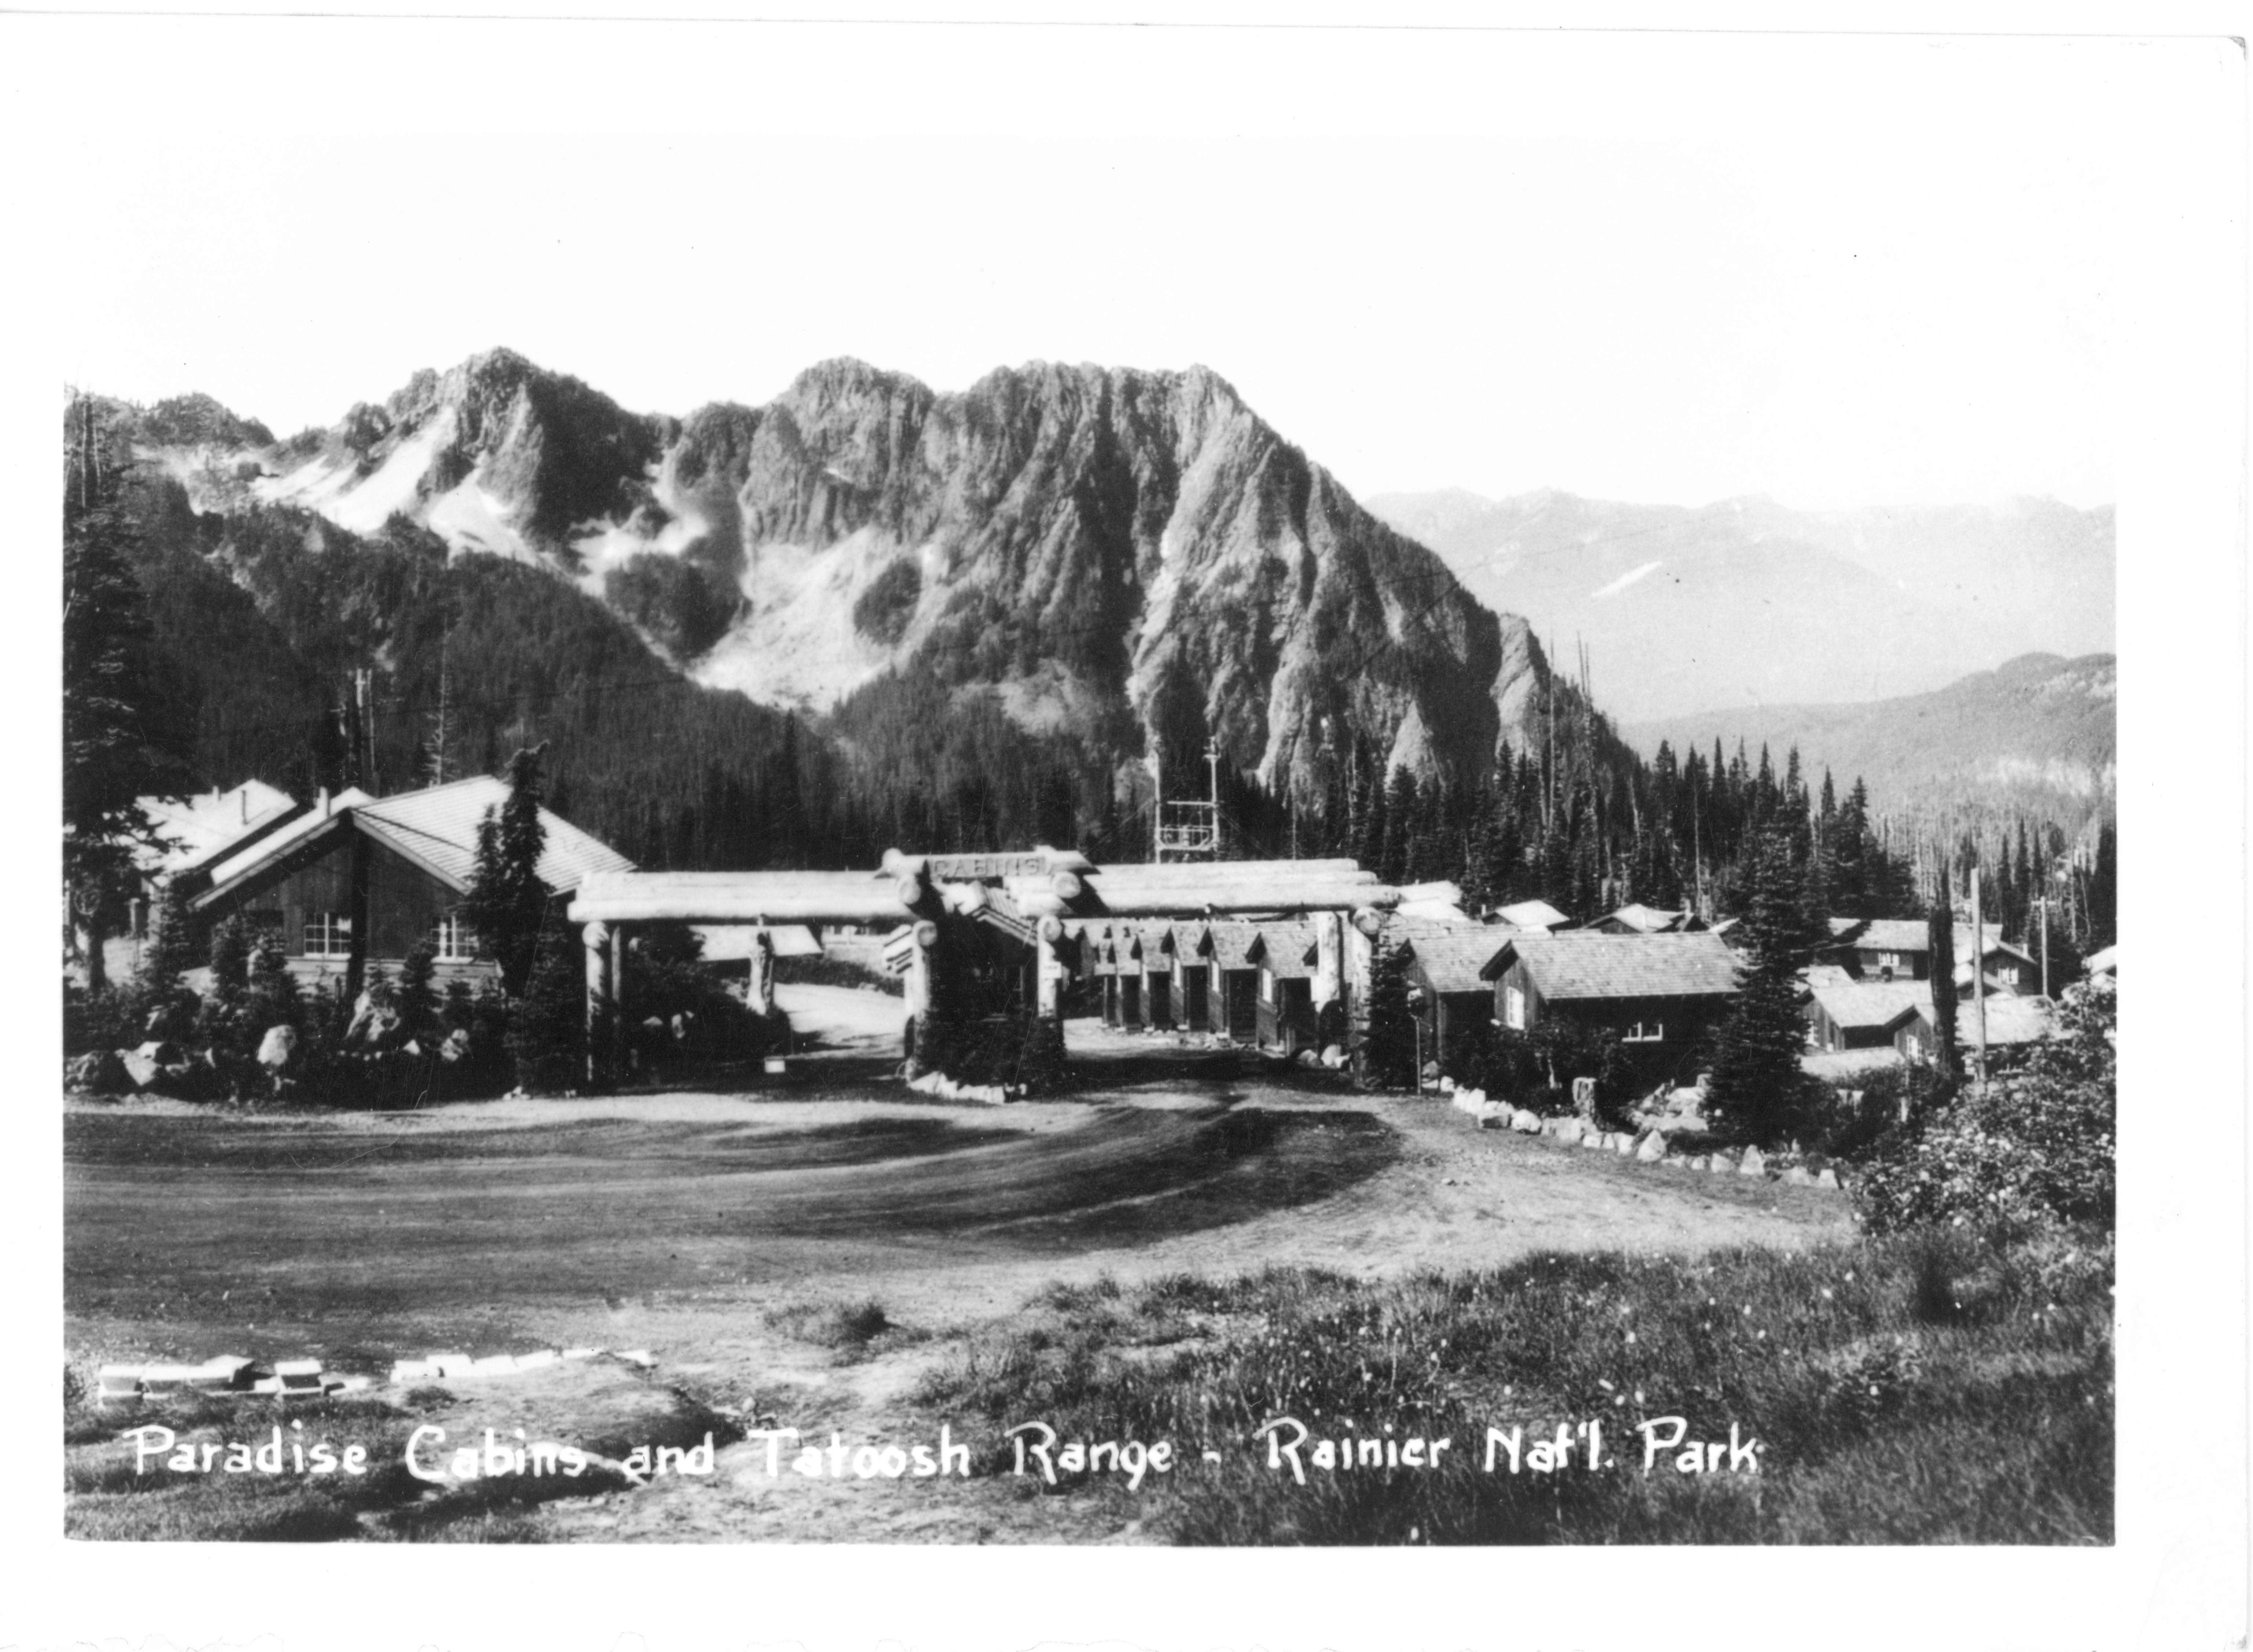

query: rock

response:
[1511,1108,1542,1134]
[1437,1076,1455,1095]
[256,1025,298,1071]
[1817,1167,1841,1190]
[438,1028,471,1064]
[119,1049,161,1090]
[1320,1044,1345,1069]
[1421,1061,1441,1081]
[1737,1145,1767,1177]
[1548,1117,1583,1144]
[1687,1155,1710,1172]
[1581,1131,1609,1150]
[344,992,403,1050]
[133,1039,182,1066]
[1613,1133,1635,1155]
[1475,1112,1503,1130]
[1783,1166,1816,1186]
[1635,1131,1668,1163]
[66,1049,128,1093]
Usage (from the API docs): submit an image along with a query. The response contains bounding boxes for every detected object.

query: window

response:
[303,912,352,958]
[433,913,476,962]
[1622,1018,1666,1043]
[1504,985,1526,1030]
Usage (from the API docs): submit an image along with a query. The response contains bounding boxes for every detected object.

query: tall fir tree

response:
[1925,860,1959,1077]
[1359,936,1417,1090]
[508,916,585,1093]
[1704,826,1809,1139]
[463,745,552,995]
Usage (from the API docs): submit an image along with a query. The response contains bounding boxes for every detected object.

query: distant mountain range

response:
[1621,652,2117,830]
[1362,488,2114,723]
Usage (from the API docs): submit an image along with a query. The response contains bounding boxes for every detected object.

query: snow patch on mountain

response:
[1591,559,1664,599]
[425,475,532,563]
[691,529,923,712]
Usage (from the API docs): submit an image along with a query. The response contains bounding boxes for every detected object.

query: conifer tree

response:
[1704,825,1808,1139]
[246,929,303,1035]
[1379,765,1417,886]
[1925,871,1960,1078]
[397,941,440,1042]
[463,745,550,995]
[1359,936,1417,1090]
[507,916,584,1093]
[139,886,202,996]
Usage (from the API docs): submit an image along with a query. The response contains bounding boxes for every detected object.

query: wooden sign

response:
[926,852,1049,881]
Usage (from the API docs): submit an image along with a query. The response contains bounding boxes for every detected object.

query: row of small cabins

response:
[115,781,2084,1083]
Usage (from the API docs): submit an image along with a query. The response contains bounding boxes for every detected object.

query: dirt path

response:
[66,1022,1852,1542]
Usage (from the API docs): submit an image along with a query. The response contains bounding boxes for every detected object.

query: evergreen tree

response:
[139,885,202,996]
[462,745,551,995]
[207,916,251,1001]
[508,916,584,1093]
[1925,872,1959,1078]
[1704,826,1809,1139]
[246,929,303,1035]
[1379,765,1417,886]
[63,401,190,991]
[397,941,440,1042]
[1359,936,1417,1090]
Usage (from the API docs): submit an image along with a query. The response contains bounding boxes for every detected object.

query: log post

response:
[582,919,612,1091]
[608,920,627,1080]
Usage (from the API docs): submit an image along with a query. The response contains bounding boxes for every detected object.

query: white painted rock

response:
[1817,1167,1841,1190]
[1783,1166,1816,1186]
[1737,1145,1768,1177]
[1511,1108,1542,1134]
[1636,1131,1668,1163]
[119,1050,160,1090]
[256,1024,298,1070]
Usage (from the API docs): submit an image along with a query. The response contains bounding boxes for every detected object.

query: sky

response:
[9,18,2234,512]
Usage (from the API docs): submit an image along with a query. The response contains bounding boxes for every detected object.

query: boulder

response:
[133,1039,183,1066]
[1635,1131,1668,1163]
[438,1028,472,1064]
[256,1025,298,1071]
[1816,1167,1842,1191]
[1581,1131,1609,1150]
[1421,1061,1441,1081]
[1511,1108,1543,1134]
[1437,1076,1456,1095]
[1548,1117,1584,1144]
[66,1049,128,1094]
[119,1049,161,1090]
[1320,1044,1346,1069]
[1737,1145,1768,1178]
[1783,1166,1816,1186]
[344,992,404,1050]
[1686,1155,1711,1172]
[1613,1134,1635,1155]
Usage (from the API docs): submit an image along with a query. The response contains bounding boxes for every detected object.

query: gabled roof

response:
[1133,919,1177,972]
[1483,932,1742,1000]
[1590,903,1692,934]
[1402,928,1513,995]
[193,777,632,911]
[1842,918,1930,953]
[1494,898,1571,931]
[1809,979,1930,1032]
[2083,944,2118,975]
[1919,993,2054,1046]
[136,781,299,877]
[1249,920,1318,978]
[1198,920,1263,970]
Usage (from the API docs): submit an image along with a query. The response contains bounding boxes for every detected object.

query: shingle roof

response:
[1844,918,1930,953]
[1495,899,1571,930]
[1923,993,2053,1045]
[1402,928,1513,995]
[1198,920,1262,970]
[350,777,635,894]
[136,781,298,876]
[1132,920,1178,973]
[196,777,632,908]
[198,789,374,900]
[1251,920,1318,978]
[1809,980,1930,1031]
[1593,903,1690,934]
[1484,932,1742,999]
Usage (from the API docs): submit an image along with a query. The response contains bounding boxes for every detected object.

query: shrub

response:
[1853,981,2114,1235]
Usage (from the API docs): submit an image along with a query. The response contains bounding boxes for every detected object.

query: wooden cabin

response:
[1197,920,1263,1042]
[1251,920,1319,1056]
[1805,979,1928,1053]
[1481,931,1741,1089]
[190,776,634,996]
[1394,923,1514,1072]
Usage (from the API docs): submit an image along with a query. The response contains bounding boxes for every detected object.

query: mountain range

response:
[150,349,1568,805]
[1362,488,2114,723]
[1622,651,2118,834]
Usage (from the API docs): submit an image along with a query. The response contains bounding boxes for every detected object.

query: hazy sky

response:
[14,17,2238,511]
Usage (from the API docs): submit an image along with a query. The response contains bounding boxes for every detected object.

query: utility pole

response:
[2038,894,2050,999]
[1970,863,1988,1087]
